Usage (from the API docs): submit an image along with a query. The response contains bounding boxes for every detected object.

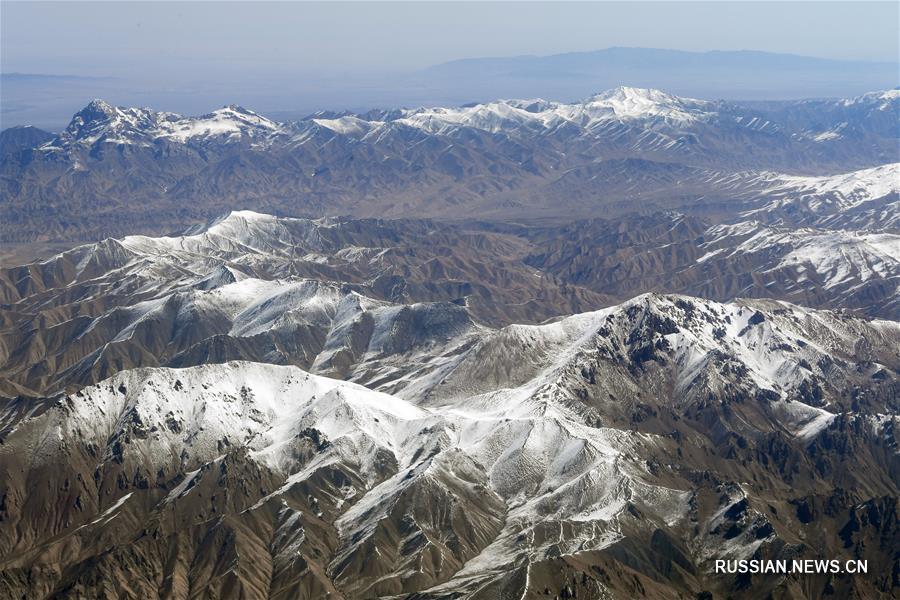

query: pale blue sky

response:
[3,1,898,78]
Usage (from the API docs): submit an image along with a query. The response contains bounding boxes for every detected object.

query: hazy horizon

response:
[2,1,899,130]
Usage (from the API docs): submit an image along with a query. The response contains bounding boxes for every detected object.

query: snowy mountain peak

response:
[842,88,900,109]
[591,86,680,104]
[53,101,285,148]
[222,104,254,114]
[67,100,125,131]
[80,98,118,118]
[210,104,278,127]
[61,100,161,145]
[584,86,707,122]
[857,88,900,101]
[198,209,287,240]
[390,86,712,135]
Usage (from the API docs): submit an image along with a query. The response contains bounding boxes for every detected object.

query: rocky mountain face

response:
[1,293,897,599]
[1,210,897,397]
[0,86,898,599]
[1,88,897,245]
[0,209,897,598]
[522,212,899,319]
[0,126,54,161]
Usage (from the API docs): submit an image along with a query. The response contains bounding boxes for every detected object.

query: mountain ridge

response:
[2,87,897,248]
[1,288,897,598]
[2,209,897,398]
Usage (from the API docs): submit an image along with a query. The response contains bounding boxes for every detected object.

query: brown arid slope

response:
[0,294,897,599]
[0,211,897,397]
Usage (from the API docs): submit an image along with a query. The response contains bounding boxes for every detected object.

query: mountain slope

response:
[1,294,897,598]
[0,126,55,160]
[740,162,900,229]
[2,208,897,397]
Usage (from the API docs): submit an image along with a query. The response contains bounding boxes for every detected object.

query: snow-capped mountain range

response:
[32,88,727,150]
[1,214,898,597]
[3,290,897,597]
[317,87,716,137]
[45,99,287,150]
[2,87,897,245]
[1,85,898,599]
[2,207,897,397]
[37,87,896,150]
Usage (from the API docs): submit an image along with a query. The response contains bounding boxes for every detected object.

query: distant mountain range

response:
[426,47,900,101]
[2,87,897,247]
[3,47,898,130]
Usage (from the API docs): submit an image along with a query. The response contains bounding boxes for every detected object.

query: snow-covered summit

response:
[45,99,286,150]
[59,100,167,146]
[842,88,900,109]
[700,221,899,295]
[77,98,119,120]
[740,162,900,228]
[157,105,282,142]
[421,292,899,415]
[394,86,711,135]
[33,361,428,473]
[777,162,899,202]
[583,86,708,122]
